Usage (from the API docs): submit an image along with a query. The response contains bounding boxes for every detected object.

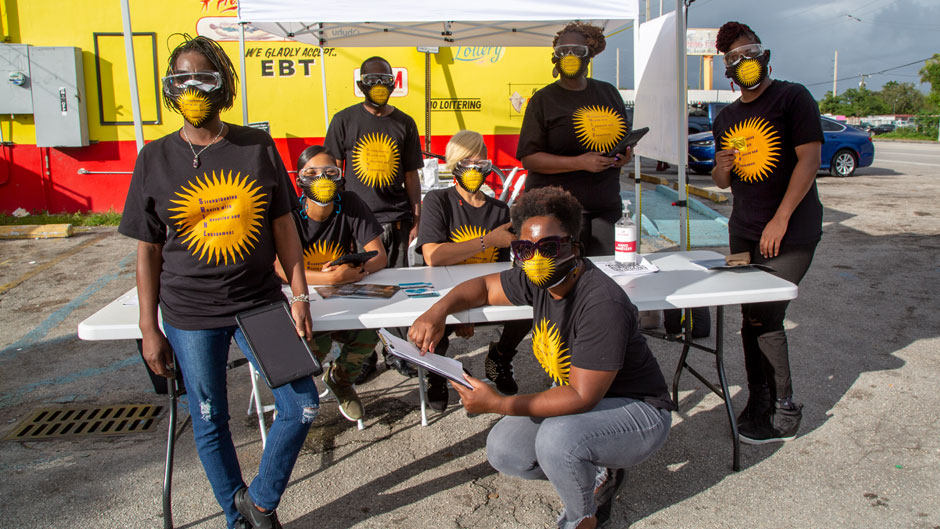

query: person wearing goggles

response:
[517,21,634,257]
[121,36,316,529]
[275,145,387,423]
[414,130,530,411]
[712,21,824,446]
[409,186,674,529]
[325,55,424,381]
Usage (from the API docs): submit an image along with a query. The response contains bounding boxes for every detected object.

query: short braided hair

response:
[163,34,238,112]
[715,21,761,54]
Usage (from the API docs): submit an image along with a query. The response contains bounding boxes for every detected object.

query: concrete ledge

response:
[0,224,74,239]
[628,172,728,203]
[654,185,729,226]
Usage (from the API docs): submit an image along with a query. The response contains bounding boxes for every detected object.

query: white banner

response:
[633,12,679,165]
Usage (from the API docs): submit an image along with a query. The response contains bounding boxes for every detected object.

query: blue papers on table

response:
[377,328,472,389]
[399,281,440,298]
[596,257,659,277]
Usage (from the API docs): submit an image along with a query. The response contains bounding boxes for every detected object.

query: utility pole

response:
[833,50,838,96]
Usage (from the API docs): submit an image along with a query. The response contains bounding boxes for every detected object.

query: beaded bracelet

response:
[289,293,310,304]
[479,236,486,252]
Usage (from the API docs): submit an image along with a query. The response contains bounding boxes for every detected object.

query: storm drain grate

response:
[4,404,164,440]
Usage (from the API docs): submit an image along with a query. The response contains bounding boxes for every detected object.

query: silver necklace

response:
[181,123,225,168]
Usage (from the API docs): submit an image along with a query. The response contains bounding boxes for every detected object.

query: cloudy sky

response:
[592,0,940,100]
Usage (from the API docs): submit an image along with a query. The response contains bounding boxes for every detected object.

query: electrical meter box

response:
[30,46,89,147]
[0,44,33,114]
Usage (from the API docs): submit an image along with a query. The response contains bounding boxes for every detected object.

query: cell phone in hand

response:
[606,127,650,157]
[328,250,378,267]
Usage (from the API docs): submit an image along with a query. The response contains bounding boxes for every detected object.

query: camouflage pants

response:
[309,329,379,385]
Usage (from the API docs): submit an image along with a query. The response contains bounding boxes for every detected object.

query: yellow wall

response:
[6,0,556,145]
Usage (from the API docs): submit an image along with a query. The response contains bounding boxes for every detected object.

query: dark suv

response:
[869,124,896,135]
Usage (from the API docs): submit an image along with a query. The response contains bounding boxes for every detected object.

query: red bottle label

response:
[615,240,636,252]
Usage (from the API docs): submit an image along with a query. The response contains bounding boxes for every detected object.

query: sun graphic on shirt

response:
[303,240,345,271]
[352,132,400,188]
[168,170,266,266]
[532,318,571,385]
[177,88,211,127]
[450,225,497,264]
[720,117,781,183]
[522,251,555,287]
[572,105,626,153]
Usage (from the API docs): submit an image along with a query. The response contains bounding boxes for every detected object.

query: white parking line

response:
[875,158,940,168]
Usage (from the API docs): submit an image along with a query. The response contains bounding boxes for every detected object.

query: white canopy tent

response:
[120,0,693,249]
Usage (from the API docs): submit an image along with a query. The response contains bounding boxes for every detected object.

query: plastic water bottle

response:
[615,200,637,265]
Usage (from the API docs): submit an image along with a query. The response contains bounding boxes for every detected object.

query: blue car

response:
[688,117,875,177]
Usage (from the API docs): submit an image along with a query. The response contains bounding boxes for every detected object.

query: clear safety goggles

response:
[723,43,764,67]
[298,166,343,185]
[455,159,493,174]
[359,73,395,87]
[553,44,590,59]
[161,71,223,96]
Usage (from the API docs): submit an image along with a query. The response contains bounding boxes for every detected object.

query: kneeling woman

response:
[409,187,674,529]
[275,145,387,422]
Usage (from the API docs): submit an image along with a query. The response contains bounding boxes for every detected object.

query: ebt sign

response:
[353,68,408,98]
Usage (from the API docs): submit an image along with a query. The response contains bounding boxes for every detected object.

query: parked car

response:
[869,123,896,135]
[687,117,875,177]
[688,102,728,134]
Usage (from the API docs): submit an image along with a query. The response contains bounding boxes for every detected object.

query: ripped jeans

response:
[163,321,320,529]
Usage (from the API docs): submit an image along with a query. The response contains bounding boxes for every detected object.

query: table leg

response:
[417,367,428,427]
[249,368,268,448]
[713,306,740,471]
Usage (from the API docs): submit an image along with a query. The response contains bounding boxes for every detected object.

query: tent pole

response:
[239,22,249,125]
[633,17,642,254]
[120,0,144,153]
[675,0,689,250]
[319,24,330,132]
[424,51,431,153]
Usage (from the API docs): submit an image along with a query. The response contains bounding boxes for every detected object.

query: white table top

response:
[77,251,797,341]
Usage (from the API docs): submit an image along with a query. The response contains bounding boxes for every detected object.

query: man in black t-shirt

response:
[712,21,824,445]
[324,56,423,268]
[409,187,673,528]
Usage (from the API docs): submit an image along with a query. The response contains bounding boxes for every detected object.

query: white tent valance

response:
[238,0,638,46]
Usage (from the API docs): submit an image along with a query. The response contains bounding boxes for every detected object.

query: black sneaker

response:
[484,343,518,395]
[426,373,449,412]
[234,487,282,529]
[736,385,772,431]
[235,518,252,529]
[739,401,803,445]
[385,354,419,378]
[594,467,625,527]
[353,352,378,385]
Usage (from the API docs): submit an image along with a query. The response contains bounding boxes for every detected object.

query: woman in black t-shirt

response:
[118,36,315,529]
[517,22,633,256]
[415,130,530,411]
[274,145,387,423]
[711,21,824,445]
[410,187,673,529]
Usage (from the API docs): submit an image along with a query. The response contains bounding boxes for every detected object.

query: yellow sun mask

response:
[367,85,390,106]
[558,55,584,79]
[452,159,493,194]
[177,88,212,127]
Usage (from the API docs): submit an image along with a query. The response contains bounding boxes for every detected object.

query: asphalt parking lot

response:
[1,140,938,528]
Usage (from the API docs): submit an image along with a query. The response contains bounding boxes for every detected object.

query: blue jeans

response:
[486,398,671,529]
[163,321,320,529]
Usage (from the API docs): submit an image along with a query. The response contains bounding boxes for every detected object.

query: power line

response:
[806,56,933,87]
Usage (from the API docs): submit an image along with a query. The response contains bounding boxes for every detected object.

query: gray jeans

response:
[486,398,671,529]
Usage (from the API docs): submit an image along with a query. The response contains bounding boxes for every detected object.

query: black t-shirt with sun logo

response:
[290,191,383,273]
[119,124,294,330]
[517,79,629,212]
[713,80,825,244]
[499,259,674,409]
[415,186,511,264]
[324,104,424,224]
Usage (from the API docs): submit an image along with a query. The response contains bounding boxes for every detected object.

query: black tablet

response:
[329,250,378,267]
[606,126,650,157]
[235,301,323,388]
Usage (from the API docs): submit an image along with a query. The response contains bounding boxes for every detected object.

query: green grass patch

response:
[0,210,122,226]
[877,129,937,141]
